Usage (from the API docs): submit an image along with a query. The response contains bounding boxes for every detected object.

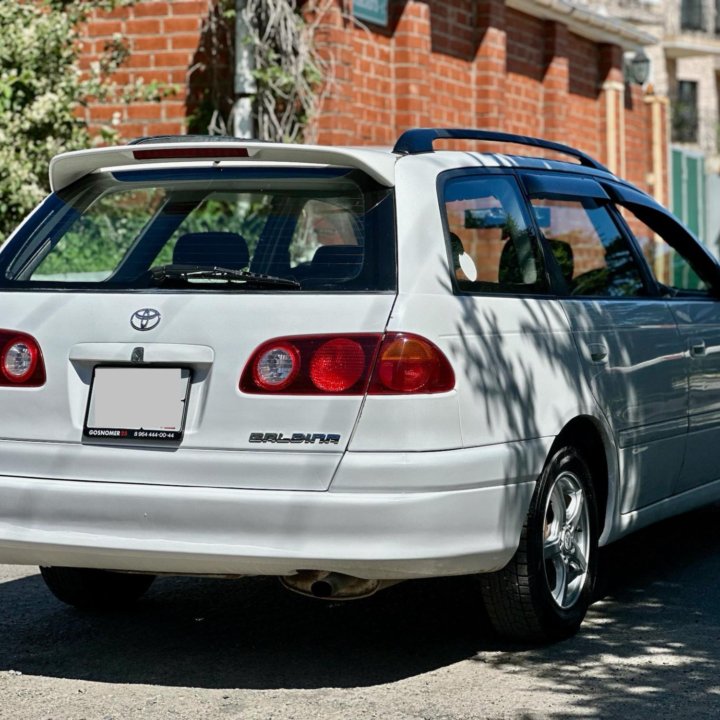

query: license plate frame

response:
[83,366,192,442]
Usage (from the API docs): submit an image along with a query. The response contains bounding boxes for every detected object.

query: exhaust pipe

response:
[281,571,401,600]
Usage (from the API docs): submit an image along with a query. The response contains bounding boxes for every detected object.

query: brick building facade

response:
[78,0,669,204]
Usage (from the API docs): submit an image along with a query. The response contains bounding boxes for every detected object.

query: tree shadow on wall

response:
[347,1,482,61]
[185,2,235,135]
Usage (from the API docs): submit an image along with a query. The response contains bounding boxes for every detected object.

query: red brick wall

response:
[566,34,601,160]
[429,1,476,132]
[77,0,664,200]
[79,0,214,139]
[504,9,544,137]
[350,20,394,144]
[625,85,649,189]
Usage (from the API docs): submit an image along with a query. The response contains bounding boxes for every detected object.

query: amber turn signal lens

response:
[370,334,455,394]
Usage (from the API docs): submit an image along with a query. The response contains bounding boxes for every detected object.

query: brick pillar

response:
[474,0,506,130]
[645,93,670,207]
[600,44,625,174]
[393,1,432,133]
[312,1,355,144]
[543,21,569,143]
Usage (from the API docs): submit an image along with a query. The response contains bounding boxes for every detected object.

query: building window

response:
[672,81,699,143]
[682,0,704,30]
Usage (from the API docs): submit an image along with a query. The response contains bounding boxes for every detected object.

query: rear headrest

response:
[448,232,465,271]
[173,232,249,270]
[548,238,574,285]
[499,237,574,286]
[309,245,363,279]
[499,238,535,284]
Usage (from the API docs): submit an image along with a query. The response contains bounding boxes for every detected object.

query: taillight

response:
[0,331,45,386]
[369,334,455,394]
[309,338,366,392]
[133,147,249,160]
[241,335,379,395]
[240,333,454,395]
[253,343,299,391]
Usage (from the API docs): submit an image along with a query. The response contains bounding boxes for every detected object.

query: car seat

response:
[173,232,250,270]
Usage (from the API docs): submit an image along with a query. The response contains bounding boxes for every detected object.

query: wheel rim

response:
[542,470,590,609]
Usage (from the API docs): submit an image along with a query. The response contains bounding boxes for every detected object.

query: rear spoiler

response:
[49,141,397,191]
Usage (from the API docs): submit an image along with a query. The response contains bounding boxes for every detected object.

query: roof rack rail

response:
[392,128,609,172]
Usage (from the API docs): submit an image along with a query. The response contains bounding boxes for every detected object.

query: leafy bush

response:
[0,0,153,242]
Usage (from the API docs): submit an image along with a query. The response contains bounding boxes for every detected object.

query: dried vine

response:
[240,0,333,142]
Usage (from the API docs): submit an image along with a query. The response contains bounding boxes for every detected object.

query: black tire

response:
[480,446,599,643]
[39,566,155,610]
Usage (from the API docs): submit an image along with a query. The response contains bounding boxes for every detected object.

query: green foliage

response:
[33,187,166,278]
[242,0,326,143]
[30,187,273,280]
[0,0,166,242]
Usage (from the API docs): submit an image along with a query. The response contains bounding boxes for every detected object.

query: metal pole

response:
[233,0,256,138]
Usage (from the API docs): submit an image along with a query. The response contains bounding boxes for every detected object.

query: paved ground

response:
[2,505,720,719]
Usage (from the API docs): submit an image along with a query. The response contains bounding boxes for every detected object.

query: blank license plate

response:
[84,367,191,441]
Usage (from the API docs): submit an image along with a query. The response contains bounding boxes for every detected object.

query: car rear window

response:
[0,167,396,292]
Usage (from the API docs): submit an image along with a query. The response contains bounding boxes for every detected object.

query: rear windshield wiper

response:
[149,264,301,289]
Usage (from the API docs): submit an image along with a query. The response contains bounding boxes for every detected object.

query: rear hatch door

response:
[0,163,397,491]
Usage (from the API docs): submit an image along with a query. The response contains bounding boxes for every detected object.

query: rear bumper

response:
[0,442,548,579]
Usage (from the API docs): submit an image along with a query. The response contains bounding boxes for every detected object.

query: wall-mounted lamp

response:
[625,49,651,85]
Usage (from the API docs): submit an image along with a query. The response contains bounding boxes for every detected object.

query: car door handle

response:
[587,343,608,363]
[690,339,706,357]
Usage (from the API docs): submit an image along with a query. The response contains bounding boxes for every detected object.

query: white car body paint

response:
[0,138,717,580]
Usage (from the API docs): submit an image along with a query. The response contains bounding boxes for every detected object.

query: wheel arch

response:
[548,415,618,542]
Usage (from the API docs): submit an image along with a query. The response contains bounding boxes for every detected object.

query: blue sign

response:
[353,0,388,26]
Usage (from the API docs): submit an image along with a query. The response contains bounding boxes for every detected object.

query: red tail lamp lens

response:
[371,334,455,393]
[253,343,299,391]
[310,338,366,392]
[241,333,453,395]
[241,334,380,394]
[0,332,45,386]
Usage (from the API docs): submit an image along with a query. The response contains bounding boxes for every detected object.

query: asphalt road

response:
[2,505,720,720]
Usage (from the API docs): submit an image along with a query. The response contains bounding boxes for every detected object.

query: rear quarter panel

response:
[351,157,613,499]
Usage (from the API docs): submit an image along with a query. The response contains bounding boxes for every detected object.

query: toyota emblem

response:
[130,308,161,331]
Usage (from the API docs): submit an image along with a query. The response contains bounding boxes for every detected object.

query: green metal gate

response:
[670,147,706,288]
[671,146,706,241]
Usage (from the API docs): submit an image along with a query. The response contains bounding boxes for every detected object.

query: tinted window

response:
[619,204,710,294]
[442,175,548,294]
[529,196,647,297]
[31,187,165,282]
[1,168,395,293]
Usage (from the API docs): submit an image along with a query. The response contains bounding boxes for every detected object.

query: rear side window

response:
[442,175,548,294]
[619,204,710,294]
[529,196,647,298]
[0,168,395,293]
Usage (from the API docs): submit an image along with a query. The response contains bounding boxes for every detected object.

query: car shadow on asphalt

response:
[1,504,720,699]
[0,566,488,688]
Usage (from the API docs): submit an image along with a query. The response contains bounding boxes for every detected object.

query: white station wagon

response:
[0,129,717,642]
